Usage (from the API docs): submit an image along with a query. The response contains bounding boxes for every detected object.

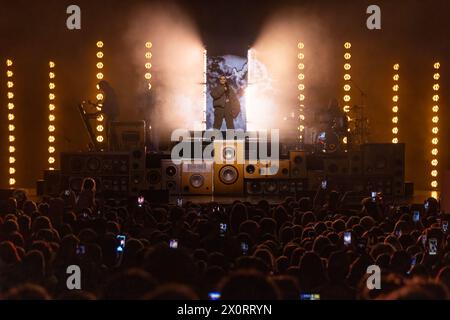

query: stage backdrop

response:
[206,55,248,130]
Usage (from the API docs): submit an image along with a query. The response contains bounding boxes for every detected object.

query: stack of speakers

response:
[45,141,405,198]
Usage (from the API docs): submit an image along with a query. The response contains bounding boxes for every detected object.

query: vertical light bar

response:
[48,61,56,170]
[392,64,400,143]
[297,42,305,144]
[145,42,152,90]
[203,48,207,130]
[6,59,16,186]
[430,62,440,191]
[343,42,352,117]
[95,41,105,145]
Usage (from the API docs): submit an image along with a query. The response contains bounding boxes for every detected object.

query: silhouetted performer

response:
[211,75,240,130]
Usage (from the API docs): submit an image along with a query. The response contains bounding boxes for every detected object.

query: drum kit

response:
[310,104,369,153]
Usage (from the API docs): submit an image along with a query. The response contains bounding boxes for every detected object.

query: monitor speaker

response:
[161,159,181,195]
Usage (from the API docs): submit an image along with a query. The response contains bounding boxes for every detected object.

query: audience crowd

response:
[1,178,449,300]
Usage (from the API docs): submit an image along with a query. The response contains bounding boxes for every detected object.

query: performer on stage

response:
[210,75,240,130]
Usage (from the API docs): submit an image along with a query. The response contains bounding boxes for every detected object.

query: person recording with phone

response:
[210,75,241,130]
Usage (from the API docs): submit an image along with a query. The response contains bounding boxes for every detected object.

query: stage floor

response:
[23,189,437,207]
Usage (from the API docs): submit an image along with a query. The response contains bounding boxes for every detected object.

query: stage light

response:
[6,59,16,186]
[49,104,55,111]
[48,136,55,143]
[145,41,153,91]
[297,42,306,144]
[342,42,352,141]
[49,83,55,90]
[95,41,105,146]
[391,63,400,143]
[430,62,440,191]
[96,125,104,132]
[48,157,55,164]
[96,136,104,142]
[49,72,55,79]
[49,93,55,100]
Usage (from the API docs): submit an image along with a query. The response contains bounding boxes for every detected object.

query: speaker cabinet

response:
[110,121,146,152]
[244,161,265,179]
[324,156,349,176]
[214,163,244,195]
[182,161,213,195]
[264,160,291,179]
[129,147,148,195]
[161,159,181,195]
[263,180,279,195]
[348,151,363,175]
[362,143,405,196]
[290,151,307,178]
[60,152,130,196]
[43,169,61,196]
[213,140,245,164]
[245,180,264,195]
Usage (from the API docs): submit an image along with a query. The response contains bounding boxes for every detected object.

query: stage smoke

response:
[124,3,204,137]
[252,7,336,131]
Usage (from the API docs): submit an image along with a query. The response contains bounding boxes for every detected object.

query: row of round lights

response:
[297,42,305,144]
[48,61,56,169]
[430,62,440,190]
[96,41,105,144]
[145,42,152,90]
[392,63,400,143]
[342,42,352,145]
[6,59,16,186]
